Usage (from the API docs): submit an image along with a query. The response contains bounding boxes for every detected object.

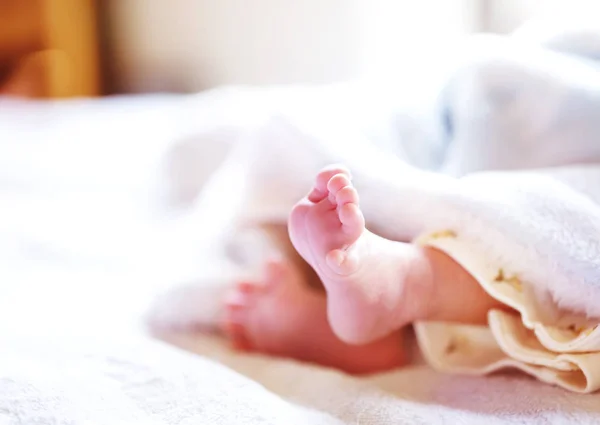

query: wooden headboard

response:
[0,0,100,98]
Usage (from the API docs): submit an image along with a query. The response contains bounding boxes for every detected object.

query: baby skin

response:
[222,165,502,374]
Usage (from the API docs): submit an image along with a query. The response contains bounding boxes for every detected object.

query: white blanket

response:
[4,24,600,425]
[150,17,600,405]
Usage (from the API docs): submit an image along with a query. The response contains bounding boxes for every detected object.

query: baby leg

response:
[221,223,408,374]
[288,165,503,345]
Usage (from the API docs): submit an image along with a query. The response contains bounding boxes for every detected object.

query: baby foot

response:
[221,257,408,374]
[289,165,366,277]
[221,259,308,354]
[288,165,434,344]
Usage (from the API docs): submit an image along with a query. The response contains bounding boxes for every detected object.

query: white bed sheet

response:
[1,92,599,425]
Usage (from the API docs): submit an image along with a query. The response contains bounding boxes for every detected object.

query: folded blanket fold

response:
[416,230,600,393]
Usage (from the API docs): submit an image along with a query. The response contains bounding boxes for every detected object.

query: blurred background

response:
[0,0,598,99]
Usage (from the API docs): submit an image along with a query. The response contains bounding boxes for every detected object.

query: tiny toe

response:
[326,249,345,268]
[339,203,365,234]
[308,187,328,203]
[236,281,261,294]
[328,191,336,205]
[315,165,351,193]
[335,186,359,206]
[326,249,359,275]
[327,173,352,196]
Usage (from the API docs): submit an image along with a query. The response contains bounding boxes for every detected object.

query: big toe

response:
[326,247,360,276]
